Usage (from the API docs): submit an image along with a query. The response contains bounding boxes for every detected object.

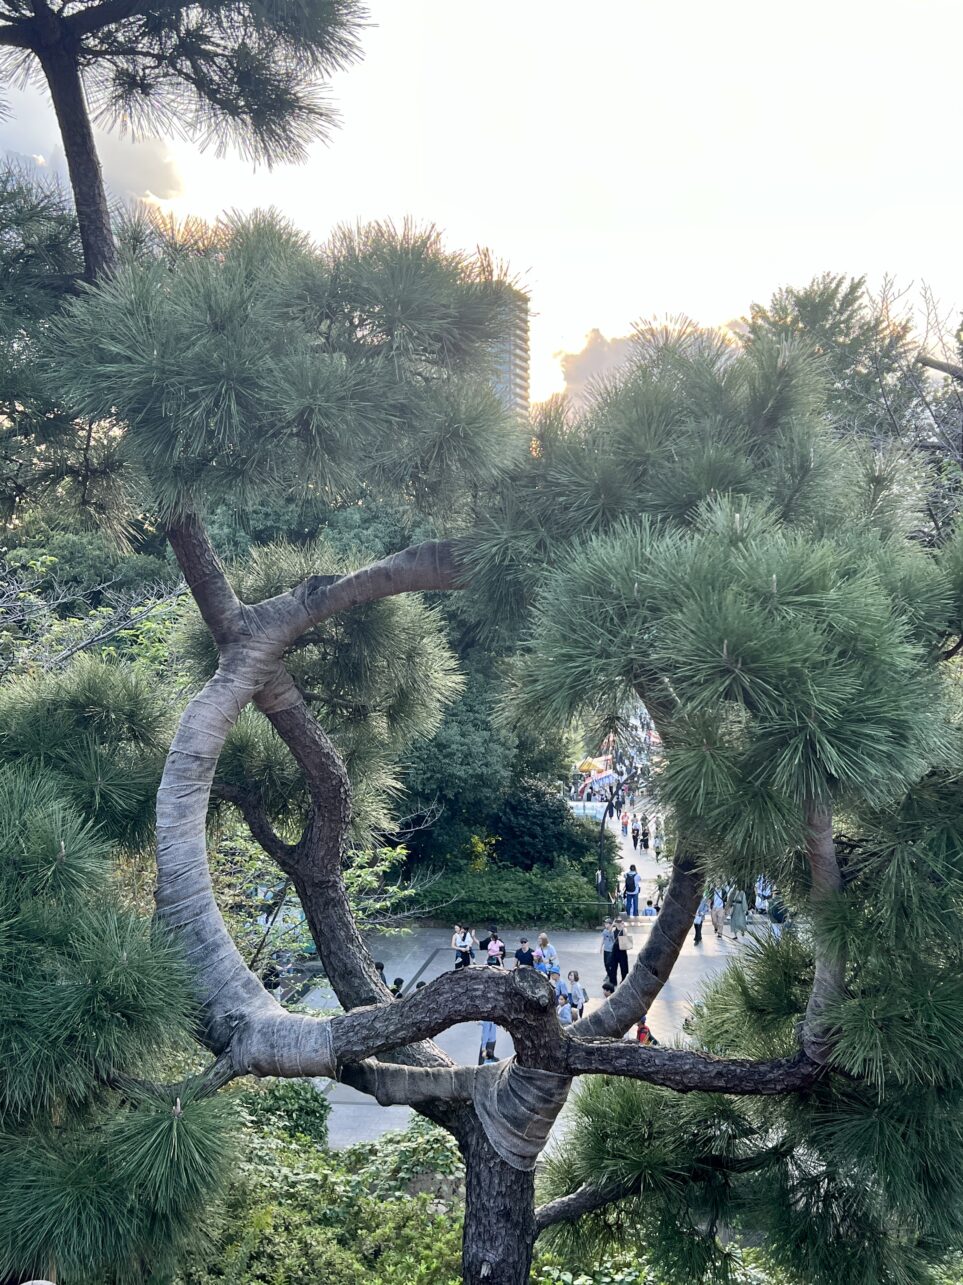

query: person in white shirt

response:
[451,923,477,969]
[710,888,726,938]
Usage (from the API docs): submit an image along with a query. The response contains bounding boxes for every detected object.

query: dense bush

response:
[178,1114,464,1285]
[241,1077,331,1147]
[491,778,608,874]
[412,857,608,929]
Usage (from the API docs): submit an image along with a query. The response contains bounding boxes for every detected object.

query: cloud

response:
[556,328,634,406]
[0,84,184,203]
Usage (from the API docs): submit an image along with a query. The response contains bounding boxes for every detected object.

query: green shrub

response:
[412,858,608,928]
[240,1077,331,1147]
[177,1118,463,1285]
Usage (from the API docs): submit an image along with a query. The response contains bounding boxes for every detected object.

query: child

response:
[635,1012,660,1045]
[567,969,586,1018]
[533,949,549,977]
[642,899,657,917]
[557,991,573,1026]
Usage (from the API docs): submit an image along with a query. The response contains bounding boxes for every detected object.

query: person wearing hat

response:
[514,937,535,968]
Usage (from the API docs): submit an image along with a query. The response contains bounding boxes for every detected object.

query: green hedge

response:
[412,860,608,929]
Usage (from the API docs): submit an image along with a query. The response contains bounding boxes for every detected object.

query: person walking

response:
[451,924,477,969]
[478,1019,498,1064]
[620,809,629,837]
[653,827,664,859]
[623,864,640,917]
[693,896,708,945]
[568,970,587,1018]
[611,915,631,981]
[710,888,726,938]
[640,823,650,850]
[728,886,749,940]
[630,816,640,849]
[769,894,787,939]
[600,917,616,986]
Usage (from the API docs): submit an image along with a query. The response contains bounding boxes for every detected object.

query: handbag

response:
[621,934,634,951]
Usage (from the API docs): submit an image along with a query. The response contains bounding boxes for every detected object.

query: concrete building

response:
[492,288,531,419]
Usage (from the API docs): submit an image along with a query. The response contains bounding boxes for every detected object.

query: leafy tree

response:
[0,0,366,278]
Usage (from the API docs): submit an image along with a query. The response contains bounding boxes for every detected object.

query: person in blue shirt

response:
[557,992,573,1026]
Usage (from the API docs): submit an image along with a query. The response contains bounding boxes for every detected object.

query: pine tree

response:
[0,764,235,1282]
[31,220,963,1285]
[0,0,366,278]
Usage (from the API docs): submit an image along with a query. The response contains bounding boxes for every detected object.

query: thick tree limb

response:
[340,1060,475,1105]
[210,781,297,865]
[560,1041,819,1095]
[801,799,845,1065]
[166,514,244,643]
[577,843,703,1040]
[0,20,35,46]
[64,0,169,38]
[263,538,461,646]
[919,353,963,382]
[535,1178,642,1233]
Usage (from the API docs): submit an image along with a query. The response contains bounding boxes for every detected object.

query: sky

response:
[7,0,963,400]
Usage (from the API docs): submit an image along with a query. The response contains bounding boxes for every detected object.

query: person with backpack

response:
[623,864,640,917]
[710,888,726,938]
[636,1012,660,1045]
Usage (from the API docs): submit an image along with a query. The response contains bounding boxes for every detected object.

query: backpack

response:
[624,872,637,893]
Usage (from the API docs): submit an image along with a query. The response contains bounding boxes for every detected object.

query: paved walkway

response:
[307,813,749,1147]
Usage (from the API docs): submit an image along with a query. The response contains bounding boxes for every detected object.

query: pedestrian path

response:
[312,813,740,1148]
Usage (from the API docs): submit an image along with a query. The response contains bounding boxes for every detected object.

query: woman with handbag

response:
[611,915,632,981]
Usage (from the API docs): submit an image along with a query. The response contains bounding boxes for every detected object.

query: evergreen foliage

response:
[1,0,367,164]
[0,765,234,1281]
[476,331,963,1281]
[48,213,522,521]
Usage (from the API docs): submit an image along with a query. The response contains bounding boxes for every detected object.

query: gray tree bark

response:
[152,512,833,1283]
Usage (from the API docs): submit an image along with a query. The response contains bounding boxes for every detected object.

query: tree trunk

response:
[36,35,115,281]
[460,1115,536,1285]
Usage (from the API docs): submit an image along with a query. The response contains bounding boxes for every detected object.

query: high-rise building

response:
[492,288,530,419]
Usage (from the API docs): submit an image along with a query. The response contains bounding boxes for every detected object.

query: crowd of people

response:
[448,921,660,1060]
[693,877,788,944]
